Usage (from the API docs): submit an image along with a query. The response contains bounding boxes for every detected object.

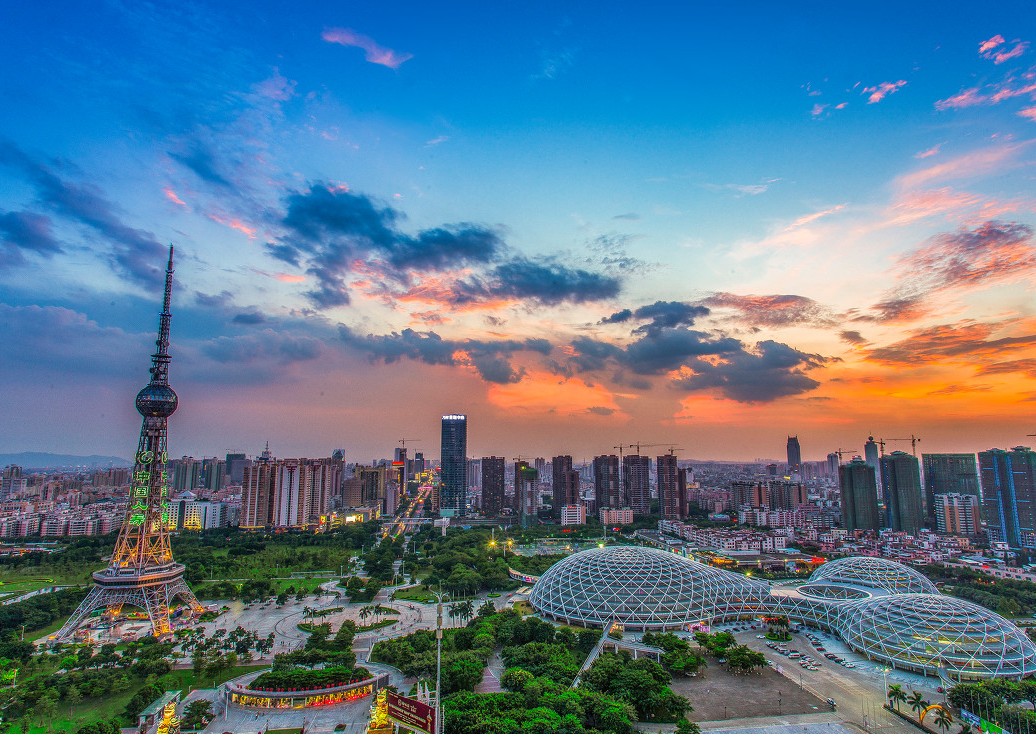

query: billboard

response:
[386,691,436,734]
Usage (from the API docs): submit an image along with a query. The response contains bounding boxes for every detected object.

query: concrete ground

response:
[672,663,827,722]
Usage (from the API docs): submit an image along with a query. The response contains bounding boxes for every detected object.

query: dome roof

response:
[529,546,768,630]
[809,556,938,595]
[836,594,1036,679]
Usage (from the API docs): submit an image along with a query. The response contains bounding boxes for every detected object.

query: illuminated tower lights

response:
[54,246,203,642]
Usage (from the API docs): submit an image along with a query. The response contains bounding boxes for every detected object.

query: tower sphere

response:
[135,383,178,417]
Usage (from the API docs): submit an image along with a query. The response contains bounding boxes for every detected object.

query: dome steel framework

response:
[529,546,768,630]
[529,548,1036,679]
[809,556,939,595]
[836,594,1036,679]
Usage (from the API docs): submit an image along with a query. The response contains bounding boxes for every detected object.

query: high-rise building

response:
[535,458,547,483]
[840,457,880,533]
[980,447,1036,549]
[467,458,482,489]
[787,436,802,474]
[864,436,882,488]
[677,468,689,519]
[515,460,538,526]
[623,454,651,515]
[481,457,505,516]
[732,481,766,509]
[826,453,840,477]
[922,453,980,527]
[657,453,680,519]
[769,481,808,510]
[241,455,276,528]
[225,452,249,485]
[439,414,467,516]
[934,493,981,536]
[880,451,924,536]
[413,452,426,477]
[552,455,576,520]
[593,455,620,510]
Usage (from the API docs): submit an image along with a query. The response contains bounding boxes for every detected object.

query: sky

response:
[2,1,1036,463]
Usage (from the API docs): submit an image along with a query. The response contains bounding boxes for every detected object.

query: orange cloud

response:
[163,188,187,207]
[273,273,306,283]
[487,370,626,418]
[862,80,907,104]
[896,142,1030,191]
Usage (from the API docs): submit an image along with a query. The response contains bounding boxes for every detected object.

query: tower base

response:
[52,563,203,643]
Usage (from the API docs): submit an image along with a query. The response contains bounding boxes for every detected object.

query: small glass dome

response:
[809,556,938,595]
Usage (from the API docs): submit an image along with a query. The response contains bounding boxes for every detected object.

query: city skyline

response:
[3,3,1036,460]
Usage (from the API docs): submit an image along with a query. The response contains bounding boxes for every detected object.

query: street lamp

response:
[430,589,450,732]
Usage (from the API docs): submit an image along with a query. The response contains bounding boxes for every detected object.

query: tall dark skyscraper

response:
[787,436,802,473]
[439,414,467,516]
[593,455,620,509]
[551,455,577,520]
[657,453,680,519]
[864,436,882,488]
[840,457,880,533]
[623,454,651,515]
[481,456,505,516]
[880,451,924,536]
[922,453,980,527]
[980,447,1036,550]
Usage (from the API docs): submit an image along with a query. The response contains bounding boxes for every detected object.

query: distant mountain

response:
[0,452,132,469]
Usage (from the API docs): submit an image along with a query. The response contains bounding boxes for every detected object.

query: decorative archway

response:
[920,703,951,726]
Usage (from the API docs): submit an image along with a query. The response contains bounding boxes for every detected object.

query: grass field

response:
[391,586,436,604]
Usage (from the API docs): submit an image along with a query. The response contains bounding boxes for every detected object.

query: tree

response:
[888,684,907,712]
[181,700,214,729]
[192,648,207,676]
[676,719,702,734]
[725,645,766,675]
[37,692,58,730]
[908,691,928,719]
[66,685,83,718]
[934,706,954,734]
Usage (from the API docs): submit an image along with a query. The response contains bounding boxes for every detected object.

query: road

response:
[728,625,944,734]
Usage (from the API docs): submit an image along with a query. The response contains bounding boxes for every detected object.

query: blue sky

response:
[2,1,1036,462]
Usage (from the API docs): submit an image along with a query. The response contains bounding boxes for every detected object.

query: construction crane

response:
[882,435,922,456]
[398,438,421,451]
[627,442,681,455]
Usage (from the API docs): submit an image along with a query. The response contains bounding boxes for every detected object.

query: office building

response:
[934,493,981,536]
[787,436,802,474]
[515,460,538,526]
[657,453,680,519]
[840,457,880,533]
[732,481,766,509]
[560,505,586,526]
[593,455,621,509]
[481,456,505,516]
[599,507,634,525]
[623,454,651,515]
[439,414,468,516]
[981,447,1036,549]
[922,453,980,526]
[880,451,924,536]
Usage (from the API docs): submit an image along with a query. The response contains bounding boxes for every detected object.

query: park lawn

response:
[391,587,436,604]
[269,577,334,594]
[512,601,534,615]
[0,579,57,595]
[357,619,396,633]
[159,663,269,697]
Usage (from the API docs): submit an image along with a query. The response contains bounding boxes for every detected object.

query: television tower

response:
[53,246,203,642]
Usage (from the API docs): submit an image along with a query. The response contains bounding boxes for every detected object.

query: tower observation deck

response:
[53,246,203,642]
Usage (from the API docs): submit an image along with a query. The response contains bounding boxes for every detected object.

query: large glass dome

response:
[809,556,938,595]
[529,546,768,630]
[835,594,1036,679]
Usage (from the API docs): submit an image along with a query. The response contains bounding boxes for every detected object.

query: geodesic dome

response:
[529,546,769,630]
[809,556,938,595]
[835,594,1036,679]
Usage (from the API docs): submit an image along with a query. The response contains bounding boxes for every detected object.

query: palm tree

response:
[359,605,374,626]
[302,606,314,625]
[888,684,907,712]
[908,691,928,719]
[458,599,475,623]
[934,706,954,734]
